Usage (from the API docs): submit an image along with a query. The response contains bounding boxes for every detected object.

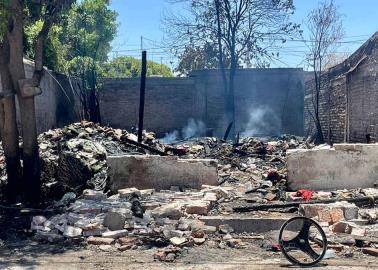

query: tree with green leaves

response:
[0,0,74,203]
[165,0,299,139]
[63,0,118,122]
[103,56,173,78]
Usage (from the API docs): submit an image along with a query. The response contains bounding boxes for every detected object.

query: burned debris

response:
[0,121,375,264]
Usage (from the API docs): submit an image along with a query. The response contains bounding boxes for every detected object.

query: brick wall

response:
[100,68,304,137]
[304,32,378,143]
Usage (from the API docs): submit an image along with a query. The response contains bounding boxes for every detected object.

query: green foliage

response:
[103,56,173,78]
[23,0,118,73]
[24,20,69,71]
[176,44,228,76]
[0,0,10,42]
[63,0,118,65]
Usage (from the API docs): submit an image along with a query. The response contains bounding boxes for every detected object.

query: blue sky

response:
[109,0,378,69]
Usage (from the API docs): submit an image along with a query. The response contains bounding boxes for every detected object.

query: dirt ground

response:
[1,234,378,270]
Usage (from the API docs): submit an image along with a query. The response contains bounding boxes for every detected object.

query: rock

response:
[32,216,47,226]
[332,222,352,234]
[219,224,234,234]
[351,226,366,237]
[362,247,378,257]
[99,245,112,251]
[151,203,183,220]
[35,231,64,243]
[118,244,133,251]
[118,236,138,246]
[63,226,83,238]
[193,238,206,245]
[102,229,128,239]
[87,236,115,245]
[226,238,242,248]
[103,208,132,231]
[170,237,187,246]
[83,189,106,200]
[223,234,233,240]
[324,249,336,259]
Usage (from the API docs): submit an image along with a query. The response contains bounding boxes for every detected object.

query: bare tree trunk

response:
[8,0,41,203]
[0,37,22,202]
[214,0,231,137]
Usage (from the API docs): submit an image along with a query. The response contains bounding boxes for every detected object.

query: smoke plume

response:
[241,107,281,137]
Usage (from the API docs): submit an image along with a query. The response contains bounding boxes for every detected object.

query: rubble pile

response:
[299,202,378,257]
[38,121,164,198]
[31,186,231,261]
[166,136,312,203]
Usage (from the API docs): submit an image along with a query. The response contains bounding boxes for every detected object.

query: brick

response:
[102,229,128,239]
[87,236,115,245]
[362,248,378,257]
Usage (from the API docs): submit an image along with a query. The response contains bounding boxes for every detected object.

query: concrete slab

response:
[199,215,292,233]
[287,143,378,191]
[108,155,218,192]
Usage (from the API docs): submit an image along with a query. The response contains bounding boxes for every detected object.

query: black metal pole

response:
[138,51,147,143]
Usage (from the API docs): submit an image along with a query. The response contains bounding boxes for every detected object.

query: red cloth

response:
[296,189,314,201]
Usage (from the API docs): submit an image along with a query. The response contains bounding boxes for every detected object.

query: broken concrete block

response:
[185,201,209,215]
[287,144,378,190]
[169,237,187,246]
[63,226,83,238]
[87,236,115,245]
[32,216,47,227]
[193,238,206,245]
[83,189,107,201]
[102,229,128,239]
[103,208,132,231]
[118,187,141,199]
[299,202,358,222]
[83,227,108,237]
[118,236,138,246]
[108,155,218,192]
[151,203,183,220]
[219,224,234,234]
[35,231,64,243]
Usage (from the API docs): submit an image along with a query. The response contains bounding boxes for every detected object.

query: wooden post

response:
[138,51,147,143]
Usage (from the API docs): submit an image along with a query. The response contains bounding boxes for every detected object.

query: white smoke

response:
[241,107,281,137]
[182,118,206,139]
[160,118,206,143]
[160,130,179,144]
